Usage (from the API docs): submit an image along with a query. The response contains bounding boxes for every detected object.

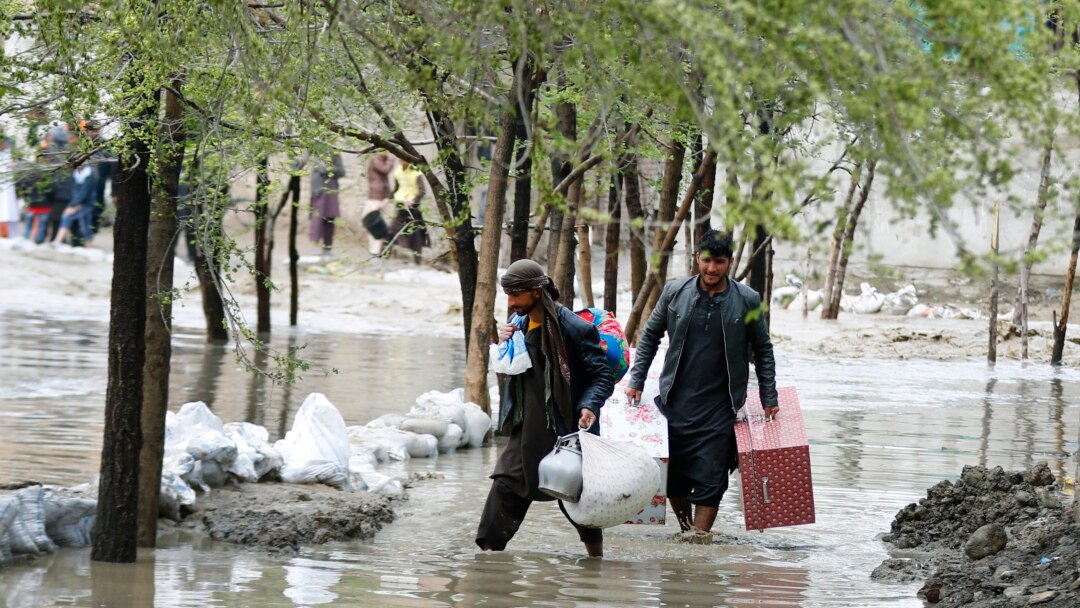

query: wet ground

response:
[1,311,1079,607]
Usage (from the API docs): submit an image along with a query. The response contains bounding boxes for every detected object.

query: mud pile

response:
[176,482,396,552]
[876,463,1080,607]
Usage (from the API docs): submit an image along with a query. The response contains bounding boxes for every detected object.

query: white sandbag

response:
[461,402,492,448]
[771,285,799,308]
[399,415,449,438]
[437,423,464,454]
[413,390,469,431]
[274,393,352,490]
[159,471,197,521]
[367,413,405,429]
[406,433,439,459]
[8,486,57,555]
[166,402,238,489]
[562,431,661,529]
[786,289,823,312]
[882,284,918,315]
[852,282,885,314]
[354,469,404,497]
[0,495,19,560]
[347,426,413,462]
[42,492,96,548]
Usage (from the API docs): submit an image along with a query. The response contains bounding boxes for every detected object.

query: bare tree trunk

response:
[622,153,646,303]
[526,205,550,259]
[1014,139,1054,332]
[577,223,595,308]
[827,159,877,319]
[93,86,158,564]
[194,213,228,343]
[822,163,862,320]
[551,100,578,301]
[138,83,184,548]
[640,140,686,322]
[1052,211,1080,365]
[426,109,480,347]
[693,143,716,251]
[254,158,271,335]
[288,175,299,326]
[603,172,621,312]
[510,61,538,263]
[624,150,715,343]
[989,202,1001,364]
[464,69,523,416]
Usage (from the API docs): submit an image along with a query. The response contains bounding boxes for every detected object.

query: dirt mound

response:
[876,463,1080,607]
[178,482,395,552]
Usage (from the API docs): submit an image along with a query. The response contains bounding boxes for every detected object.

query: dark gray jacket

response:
[497,305,615,434]
[629,276,778,412]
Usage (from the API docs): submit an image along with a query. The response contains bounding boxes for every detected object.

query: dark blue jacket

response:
[497,304,615,434]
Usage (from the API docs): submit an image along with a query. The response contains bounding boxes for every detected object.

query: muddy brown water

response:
[1,311,1079,607]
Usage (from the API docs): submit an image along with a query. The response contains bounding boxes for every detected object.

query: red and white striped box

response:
[735,386,815,531]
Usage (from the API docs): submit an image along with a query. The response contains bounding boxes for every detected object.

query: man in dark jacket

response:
[626,230,778,537]
[476,259,614,557]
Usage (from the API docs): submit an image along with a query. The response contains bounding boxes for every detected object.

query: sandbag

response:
[406,433,439,459]
[461,402,492,448]
[42,492,96,548]
[399,415,449,438]
[367,413,405,429]
[0,495,18,560]
[275,393,352,489]
[413,390,470,432]
[8,486,57,555]
[347,426,413,462]
[224,422,281,482]
[562,431,661,529]
[159,471,197,521]
[437,423,464,454]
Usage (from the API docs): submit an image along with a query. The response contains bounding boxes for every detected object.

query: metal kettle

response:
[538,433,583,502]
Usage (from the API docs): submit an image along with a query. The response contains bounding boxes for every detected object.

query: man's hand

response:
[578,408,596,430]
[496,323,515,344]
[625,387,643,406]
[763,405,779,421]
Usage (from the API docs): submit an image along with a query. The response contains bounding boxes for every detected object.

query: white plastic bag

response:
[562,431,661,529]
[490,326,532,375]
[275,393,352,490]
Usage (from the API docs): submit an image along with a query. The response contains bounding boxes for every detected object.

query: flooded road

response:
[1,311,1079,607]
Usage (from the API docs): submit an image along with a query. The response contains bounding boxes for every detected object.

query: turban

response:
[500,259,560,301]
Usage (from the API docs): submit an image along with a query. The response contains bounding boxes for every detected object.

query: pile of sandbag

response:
[1,484,97,564]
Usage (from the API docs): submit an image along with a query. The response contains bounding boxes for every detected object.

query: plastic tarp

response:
[275,393,353,490]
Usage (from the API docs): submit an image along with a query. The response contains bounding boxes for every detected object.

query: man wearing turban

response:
[475,259,614,557]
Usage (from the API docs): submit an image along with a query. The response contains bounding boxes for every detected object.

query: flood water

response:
[1,310,1079,607]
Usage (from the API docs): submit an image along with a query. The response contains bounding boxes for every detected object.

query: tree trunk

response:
[577,218,594,308]
[989,202,1001,364]
[603,172,621,312]
[463,79,521,416]
[138,83,184,548]
[254,158,271,335]
[624,150,715,343]
[640,140,686,326]
[551,100,577,299]
[827,159,878,319]
[93,88,158,564]
[622,153,646,303]
[194,213,228,343]
[1014,139,1054,328]
[510,62,538,264]
[748,225,769,298]
[1052,211,1080,365]
[425,110,480,347]
[822,163,861,319]
[693,143,716,252]
[289,175,300,326]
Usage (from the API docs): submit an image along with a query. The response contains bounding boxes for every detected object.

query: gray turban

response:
[501,259,560,301]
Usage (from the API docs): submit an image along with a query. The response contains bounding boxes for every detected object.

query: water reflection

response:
[3,314,1080,606]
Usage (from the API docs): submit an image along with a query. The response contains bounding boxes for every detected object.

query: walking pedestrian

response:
[476,259,615,557]
[625,230,778,539]
[309,153,345,255]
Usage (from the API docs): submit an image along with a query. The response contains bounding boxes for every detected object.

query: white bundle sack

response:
[437,423,464,454]
[413,390,470,432]
[399,415,449,439]
[562,431,661,529]
[42,493,96,548]
[347,426,413,462]
[275,393,352,490]
[367,413,405,429]
[0,495,19,560]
